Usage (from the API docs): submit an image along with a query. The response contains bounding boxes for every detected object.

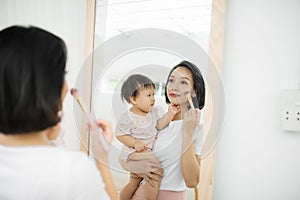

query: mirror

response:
[92,0,213,198]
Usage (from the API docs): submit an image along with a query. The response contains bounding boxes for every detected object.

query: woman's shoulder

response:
[0,145,95,175]
[3,145,90,163]
[39,147,99,178]
[49,147,92,164]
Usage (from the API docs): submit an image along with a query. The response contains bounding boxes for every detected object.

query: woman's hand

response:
[134,140,146,152]
[181,110,201,188]
[182,109,201,139]
[96,119,114,143]
[91,119,113,162]
[120,151,162,174]
[92,120,119,200]
[134,169,163,187]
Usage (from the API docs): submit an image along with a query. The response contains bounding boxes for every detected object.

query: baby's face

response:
[134,86,155,113]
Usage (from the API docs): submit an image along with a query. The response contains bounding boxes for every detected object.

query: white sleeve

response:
[193,124,203,156]
[68,154,109,200]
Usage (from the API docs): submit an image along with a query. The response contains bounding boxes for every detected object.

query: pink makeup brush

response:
[70,88,87,112]
[70,88,110,152]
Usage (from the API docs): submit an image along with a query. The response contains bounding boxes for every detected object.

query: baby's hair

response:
[121,74,155,104]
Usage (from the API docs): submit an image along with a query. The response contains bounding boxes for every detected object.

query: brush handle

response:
[85,113,110,152]
[186,94,195,109]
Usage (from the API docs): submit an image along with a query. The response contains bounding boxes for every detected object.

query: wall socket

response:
[281,90,300,132]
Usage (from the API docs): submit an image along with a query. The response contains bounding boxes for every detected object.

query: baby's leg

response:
[143,168,163,200]
[120,173,143,200]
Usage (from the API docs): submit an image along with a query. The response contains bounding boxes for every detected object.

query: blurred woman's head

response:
[0,25,67,134]
[165,60,205,110]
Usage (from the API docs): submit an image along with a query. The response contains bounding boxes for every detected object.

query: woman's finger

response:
[142,173,154,187]
[150,173,162,181]
[151,169,163,177]
[147,177,154,187]
[148,161,162,171]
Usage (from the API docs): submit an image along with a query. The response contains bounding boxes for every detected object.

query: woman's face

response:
[166,67,195,106]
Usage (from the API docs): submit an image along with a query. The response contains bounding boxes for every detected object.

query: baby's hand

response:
[134,140,146,152]
[168,103,181,115]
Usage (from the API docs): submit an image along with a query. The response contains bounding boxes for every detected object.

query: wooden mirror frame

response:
[81,0,226,199]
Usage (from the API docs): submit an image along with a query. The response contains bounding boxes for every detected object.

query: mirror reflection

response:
[93,0,213,198]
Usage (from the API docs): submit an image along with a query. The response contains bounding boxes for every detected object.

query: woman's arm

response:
[95,159,119,200]
[92,120,118,200]
[119,152,163,187]
[181,109,201,188]
[120,151,162,173]
[181,142,201,187]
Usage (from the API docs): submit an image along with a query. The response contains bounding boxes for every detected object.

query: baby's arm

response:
[156,103,180,130]
[117,135,146,152]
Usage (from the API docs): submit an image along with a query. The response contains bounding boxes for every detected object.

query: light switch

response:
[281,90,300,132]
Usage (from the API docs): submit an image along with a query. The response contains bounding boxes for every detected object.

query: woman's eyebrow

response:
[180,76,191,81]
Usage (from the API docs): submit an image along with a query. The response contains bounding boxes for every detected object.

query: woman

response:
[0,25,121,200]
[121,61,206,200]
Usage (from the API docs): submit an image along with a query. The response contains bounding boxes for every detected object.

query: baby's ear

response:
[129,96,137,105]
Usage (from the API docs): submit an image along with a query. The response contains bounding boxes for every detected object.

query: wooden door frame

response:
[199,0,226,199]
[80,0,96,155]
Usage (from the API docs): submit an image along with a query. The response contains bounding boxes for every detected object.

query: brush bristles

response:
[70,88,87,112]
[70,88,78,98]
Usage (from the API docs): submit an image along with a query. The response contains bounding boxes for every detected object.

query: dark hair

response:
[0,25,67,134]
[165,60,206,110]
[121,74,155,103]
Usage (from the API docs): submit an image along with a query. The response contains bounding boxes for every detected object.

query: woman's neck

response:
[0,130,52,147]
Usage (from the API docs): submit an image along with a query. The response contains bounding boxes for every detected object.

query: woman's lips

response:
[169,93,179,97]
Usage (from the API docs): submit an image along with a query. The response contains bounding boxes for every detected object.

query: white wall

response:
[0,0,86,150]
[214,0,300,199]
[2,1,300,199]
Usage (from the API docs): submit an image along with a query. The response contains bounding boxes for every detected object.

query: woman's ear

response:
[129,96,137,105]
[192,89,197,97]
[47,123,61,140]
